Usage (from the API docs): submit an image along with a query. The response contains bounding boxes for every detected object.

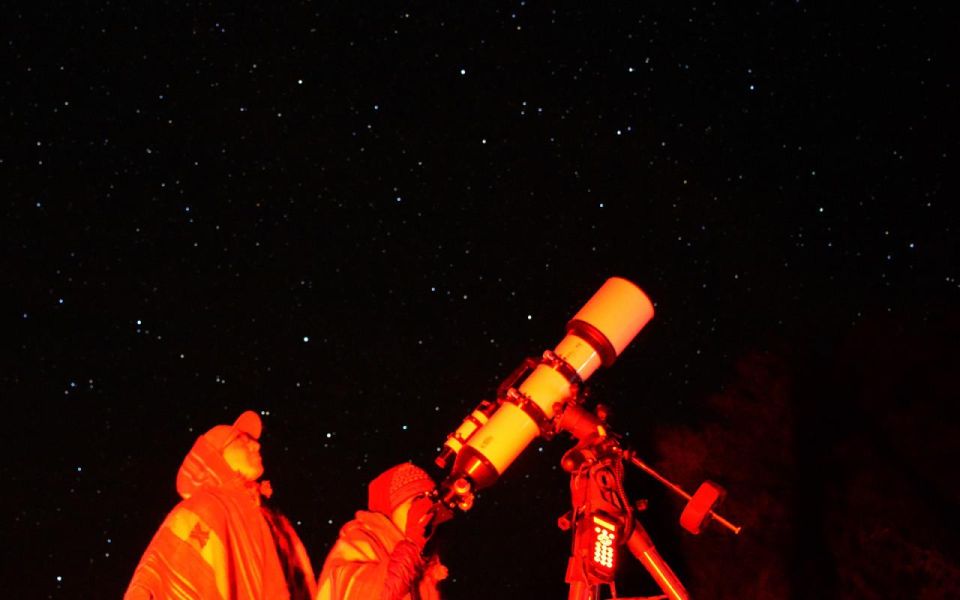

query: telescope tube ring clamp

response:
[503,388,553,436]
[541,350,583,388]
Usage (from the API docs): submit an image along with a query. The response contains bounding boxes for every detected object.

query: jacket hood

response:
[175,434,244,499]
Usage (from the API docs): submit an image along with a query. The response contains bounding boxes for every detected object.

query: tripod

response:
[557,405,740,600]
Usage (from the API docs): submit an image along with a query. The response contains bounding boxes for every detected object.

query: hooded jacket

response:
[316,510,444,600]
[125,433,316,600]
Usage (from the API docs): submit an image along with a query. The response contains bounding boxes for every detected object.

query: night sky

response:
[6,3,958,598]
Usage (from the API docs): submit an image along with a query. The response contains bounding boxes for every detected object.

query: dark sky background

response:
[5,3,958,598]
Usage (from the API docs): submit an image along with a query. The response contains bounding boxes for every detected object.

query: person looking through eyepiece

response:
[316,462,448,600]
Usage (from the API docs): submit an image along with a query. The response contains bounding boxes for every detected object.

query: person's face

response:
[390,492,435,532]
[222,433,264,481]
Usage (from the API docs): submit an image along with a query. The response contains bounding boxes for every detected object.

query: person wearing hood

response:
[125,411,316,600]
[316,462,448,600]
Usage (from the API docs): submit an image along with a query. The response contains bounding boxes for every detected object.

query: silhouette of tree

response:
[653,309,960,598]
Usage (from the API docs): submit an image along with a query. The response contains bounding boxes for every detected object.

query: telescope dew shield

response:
[567,276,655,367]
[449,277,654,492]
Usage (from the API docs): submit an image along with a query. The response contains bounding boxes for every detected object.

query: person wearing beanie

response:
[316,462,448,600]
[125,411,316,600]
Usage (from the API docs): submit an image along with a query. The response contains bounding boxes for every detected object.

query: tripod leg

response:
[626,522,689,600]
[567,581,597,600]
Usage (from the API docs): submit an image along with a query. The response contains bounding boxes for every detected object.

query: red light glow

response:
[591,515,617,570]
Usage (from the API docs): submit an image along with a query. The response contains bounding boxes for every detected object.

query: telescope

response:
[433,276,741,600]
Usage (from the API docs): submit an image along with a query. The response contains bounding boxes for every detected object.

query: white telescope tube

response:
[449,277,654,491]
